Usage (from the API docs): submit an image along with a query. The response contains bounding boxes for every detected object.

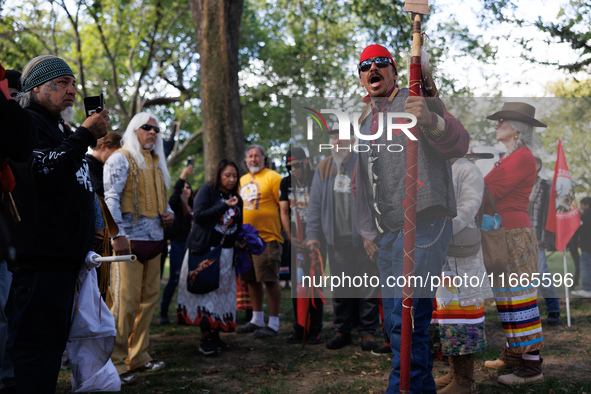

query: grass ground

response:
[55,251,591,393]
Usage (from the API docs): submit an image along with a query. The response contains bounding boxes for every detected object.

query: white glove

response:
[85,251,102,270]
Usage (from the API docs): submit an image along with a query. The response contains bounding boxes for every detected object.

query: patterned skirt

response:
[432,273,487,355]
[177,248,237,332]
[492,227,543,353]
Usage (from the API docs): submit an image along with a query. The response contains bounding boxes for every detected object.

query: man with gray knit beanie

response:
[6,55,109,393]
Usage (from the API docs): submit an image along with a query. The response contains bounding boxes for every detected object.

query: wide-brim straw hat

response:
[487,102,547,128]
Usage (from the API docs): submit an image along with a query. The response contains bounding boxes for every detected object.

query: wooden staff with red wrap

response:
[401,1,429,392]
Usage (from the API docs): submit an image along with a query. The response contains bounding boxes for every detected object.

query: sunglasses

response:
[358,57,393,72]
[291,162,303,169]
[140,124,160,133]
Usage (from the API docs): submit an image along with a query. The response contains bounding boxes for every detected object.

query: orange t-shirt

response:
[240,168,283,243]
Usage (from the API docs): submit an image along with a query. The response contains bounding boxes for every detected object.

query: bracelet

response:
[423,113,445,138]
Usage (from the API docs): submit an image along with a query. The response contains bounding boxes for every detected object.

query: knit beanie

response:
[22,57,74,93]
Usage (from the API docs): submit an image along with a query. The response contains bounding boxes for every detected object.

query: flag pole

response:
[546,138,580,328]
[563,247,571,327]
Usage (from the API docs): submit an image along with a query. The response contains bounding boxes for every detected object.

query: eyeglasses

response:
[140,124,160,133]
[291,162,303,169]
[358,57,393,72]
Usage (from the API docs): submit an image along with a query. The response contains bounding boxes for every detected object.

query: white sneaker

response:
[571,289,591,298]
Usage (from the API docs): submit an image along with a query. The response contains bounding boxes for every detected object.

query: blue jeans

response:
[581,251,591,292]
[160,241,185,317]
[0,261,14,388]
[377,216,451,394]
[537,248,559,313]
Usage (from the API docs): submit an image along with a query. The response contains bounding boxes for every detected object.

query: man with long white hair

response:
[6,55,109,392]
[104,112,173,385]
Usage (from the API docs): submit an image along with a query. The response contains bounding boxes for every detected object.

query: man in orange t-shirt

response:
[237,145,284,337]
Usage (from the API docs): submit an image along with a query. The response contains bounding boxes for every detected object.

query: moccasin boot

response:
[484,346,521,369]
[498,358,544,386]
[437,354,476,394]
[434,356,454,390]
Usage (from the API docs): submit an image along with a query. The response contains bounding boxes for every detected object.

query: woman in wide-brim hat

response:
[482,102,546,386]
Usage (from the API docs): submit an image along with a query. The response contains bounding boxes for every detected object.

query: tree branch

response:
[166,128,203,166]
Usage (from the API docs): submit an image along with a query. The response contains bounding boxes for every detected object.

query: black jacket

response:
[0,92,36,261]
[6,102,96,271]
[85,154,105,198]
[0,93,36,162]
[185,183,242,255]
[166,178,193,242]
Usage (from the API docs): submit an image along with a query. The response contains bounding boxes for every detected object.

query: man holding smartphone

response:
[7,55,109,393]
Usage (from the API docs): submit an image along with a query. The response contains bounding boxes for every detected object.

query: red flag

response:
[546,139,581,251]
[1,63,12,100]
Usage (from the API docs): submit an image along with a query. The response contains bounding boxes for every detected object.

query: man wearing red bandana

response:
[354,44,470,393]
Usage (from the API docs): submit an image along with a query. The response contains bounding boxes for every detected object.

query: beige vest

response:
[119,148,167,223]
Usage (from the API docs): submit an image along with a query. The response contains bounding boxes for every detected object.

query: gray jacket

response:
[306,153,361,247]
[356,88,470,240]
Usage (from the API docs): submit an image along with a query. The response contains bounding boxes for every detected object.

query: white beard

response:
[248,165,262,175]
[60,106,75,123]
[331,149,349,168]
[142,143,155,151]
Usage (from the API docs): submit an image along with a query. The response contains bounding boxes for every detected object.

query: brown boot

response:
[434,356,454,390]
[483,346,521,369]
[437,354,476,393]
[498,357,544,385]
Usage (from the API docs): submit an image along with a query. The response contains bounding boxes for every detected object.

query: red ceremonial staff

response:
[401,0,429,392]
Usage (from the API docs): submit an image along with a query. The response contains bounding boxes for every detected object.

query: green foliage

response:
[444,97,506,147]
[239,0,492,171]
[537,95,591,195]
[533,0,591,72]
[1,0,201,181]
[479,0,591,73]
[3,0,498,184]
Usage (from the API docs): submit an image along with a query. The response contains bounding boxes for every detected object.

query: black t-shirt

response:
[208,190,242,248]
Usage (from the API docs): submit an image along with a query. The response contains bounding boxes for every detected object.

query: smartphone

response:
[83,93,104,117]
[187,158,195,167]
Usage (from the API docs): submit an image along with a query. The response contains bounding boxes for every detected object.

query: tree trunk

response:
[190,0,245,182]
